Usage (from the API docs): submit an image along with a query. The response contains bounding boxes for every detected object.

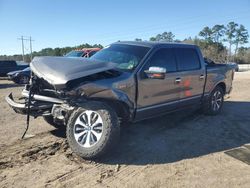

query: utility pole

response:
[17,36,25,62]
[18,36,34,62]
[29,36,33,60]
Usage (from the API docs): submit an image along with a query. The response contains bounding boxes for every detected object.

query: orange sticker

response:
[183,79,191,87]
[183,79,192,97]
[185,90,192,97]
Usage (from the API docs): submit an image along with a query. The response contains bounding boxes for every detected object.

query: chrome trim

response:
[22,89,64,104]
[5,93,53,112]
[6,93,26,109]
[179,95,201,102]
[137,100,178,112]
[137,95,202,112]
[199,75,205,79]
[175,78,182,83]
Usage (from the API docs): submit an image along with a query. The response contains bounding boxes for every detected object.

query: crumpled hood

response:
[30,56,117,88]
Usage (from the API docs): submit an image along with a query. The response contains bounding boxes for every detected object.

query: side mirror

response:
[144,66,166,79]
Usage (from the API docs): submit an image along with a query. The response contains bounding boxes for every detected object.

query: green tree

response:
[234,24,249,55]
[212,25,225,43]
[183,37,227,63]
[199,26,213,42]
[135,38,142,41]
[235,47,250,64]
[225,22,238,59]
[54,48,61,56]
[0,43,103,62]
[149,37,156,41]
[149,32,175,42]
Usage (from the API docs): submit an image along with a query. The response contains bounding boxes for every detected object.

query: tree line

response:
[0,21,249,64]
[0,43,103,62]
[135,22,249,64]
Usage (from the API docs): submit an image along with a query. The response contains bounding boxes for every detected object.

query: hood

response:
[7,70,22,76]
[30,56,117,88]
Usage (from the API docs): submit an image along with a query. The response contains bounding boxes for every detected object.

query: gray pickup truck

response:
[6,41,236,159]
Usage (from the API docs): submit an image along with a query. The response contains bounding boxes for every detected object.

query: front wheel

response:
[18,75,30,84]
[203,86,224,115]
[66,102,120,159]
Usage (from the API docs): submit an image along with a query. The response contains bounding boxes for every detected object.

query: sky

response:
[0,0,250,55]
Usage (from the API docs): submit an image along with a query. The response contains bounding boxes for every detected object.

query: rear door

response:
[135,47,181,120]
[174,48,206,106]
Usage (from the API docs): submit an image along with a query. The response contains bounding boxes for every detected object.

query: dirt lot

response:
[0,72,250,188]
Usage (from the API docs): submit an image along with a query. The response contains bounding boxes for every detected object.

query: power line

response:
[17,36,34,62]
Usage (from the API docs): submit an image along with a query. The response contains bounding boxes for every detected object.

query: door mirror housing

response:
[144,66,166,79]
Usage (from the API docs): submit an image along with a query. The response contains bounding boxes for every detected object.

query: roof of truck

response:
[113,41,197,48]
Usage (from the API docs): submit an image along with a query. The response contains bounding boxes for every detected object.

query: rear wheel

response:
[203,86,224,115]
[66,102,120,159]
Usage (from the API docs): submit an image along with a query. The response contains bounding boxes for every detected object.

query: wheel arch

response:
[215,82,226,95]
[208,81,226,96]
[88,98,131,122]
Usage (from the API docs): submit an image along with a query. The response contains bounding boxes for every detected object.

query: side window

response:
[175,48,200,71]
[0,61,8,67]
[89,51,97,57]
[145,48,177,72]
[9,61,16,66]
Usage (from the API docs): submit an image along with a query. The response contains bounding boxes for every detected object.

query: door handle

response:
[175,77,181,84]
[199,75,205,80]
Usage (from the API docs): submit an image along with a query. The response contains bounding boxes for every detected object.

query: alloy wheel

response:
[73,110,103,148]
[211,90,223,112]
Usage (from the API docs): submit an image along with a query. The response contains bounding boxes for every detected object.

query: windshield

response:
[65,50,85,57]
[90,44,150,71]
[17,61,28,65]
[23,67,30,71]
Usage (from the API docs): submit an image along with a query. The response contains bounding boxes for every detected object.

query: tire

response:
[203,86,224,115]
[66,102,120,159]
[43,116,63,128]
[18,75,30,84]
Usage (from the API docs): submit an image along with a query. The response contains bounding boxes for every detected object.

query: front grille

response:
[31,75,57,97]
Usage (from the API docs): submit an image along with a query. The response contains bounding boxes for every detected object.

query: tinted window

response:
[175,48,200,71]
[89,51,97,57]
[90,44,150,71]
[65,51,85,57]
[0,61,16,67]
[146,48,177,72]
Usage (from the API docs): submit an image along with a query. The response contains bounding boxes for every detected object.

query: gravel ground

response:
[0,71,250,188]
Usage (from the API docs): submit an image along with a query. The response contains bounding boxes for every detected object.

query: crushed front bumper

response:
[5,93,53,115]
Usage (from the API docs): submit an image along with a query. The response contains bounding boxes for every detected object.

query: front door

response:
[135,48,181,121]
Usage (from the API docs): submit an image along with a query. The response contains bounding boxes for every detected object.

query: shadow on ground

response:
[0,83,23,89]
[51,101,250,165]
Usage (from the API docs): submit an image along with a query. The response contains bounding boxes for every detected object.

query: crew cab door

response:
[135,48,181,121]
[174,48,206,106]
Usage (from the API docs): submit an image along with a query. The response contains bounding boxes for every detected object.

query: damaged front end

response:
[5,56,124,126]
[5,74,74,126]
